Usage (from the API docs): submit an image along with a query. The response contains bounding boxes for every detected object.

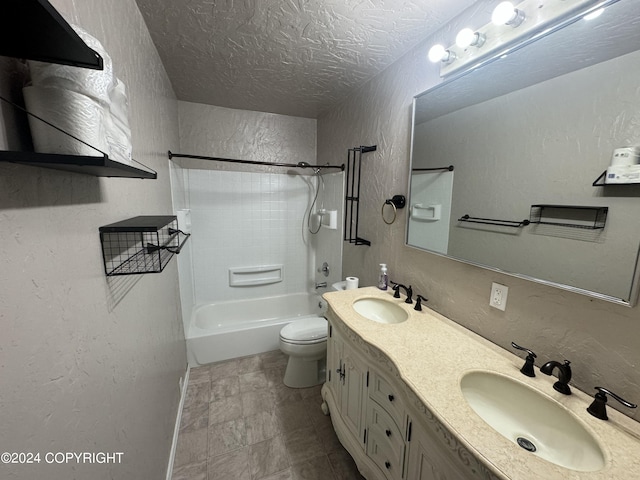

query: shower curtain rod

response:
[167,151,345,171]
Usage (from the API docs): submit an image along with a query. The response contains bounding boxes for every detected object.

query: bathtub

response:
[186,292,326,366]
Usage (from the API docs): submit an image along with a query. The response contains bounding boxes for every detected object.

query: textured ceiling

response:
[134,0,478,118]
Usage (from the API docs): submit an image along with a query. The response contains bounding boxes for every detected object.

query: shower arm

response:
[167,151,344,171]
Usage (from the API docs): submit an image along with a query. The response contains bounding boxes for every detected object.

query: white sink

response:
[352,298,408,324]
[460,371,605,472]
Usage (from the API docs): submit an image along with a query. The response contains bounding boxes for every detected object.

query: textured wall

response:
[0,1,185,479]
[318,2,640,419]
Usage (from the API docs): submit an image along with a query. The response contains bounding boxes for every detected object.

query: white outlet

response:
[490,282,508,311]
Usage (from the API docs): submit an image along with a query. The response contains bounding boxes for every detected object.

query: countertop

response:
[323,286,640,480]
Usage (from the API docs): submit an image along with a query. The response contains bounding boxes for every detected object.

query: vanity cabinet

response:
[323,312,488,480]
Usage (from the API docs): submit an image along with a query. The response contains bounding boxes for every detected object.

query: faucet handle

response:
[587,387,637,420]
[414,295,427,311]
[390,281,401,298]
[511,342,537,377]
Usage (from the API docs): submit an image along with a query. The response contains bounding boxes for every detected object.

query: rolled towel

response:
[23,85,108,157]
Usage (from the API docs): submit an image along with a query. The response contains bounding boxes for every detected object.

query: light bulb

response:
[583,7,604,20]
[455,28,486,49]
[492,1,525,27]
[428,44,447,63]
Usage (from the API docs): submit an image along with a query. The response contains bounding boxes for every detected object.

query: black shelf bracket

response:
[344,145,377,246]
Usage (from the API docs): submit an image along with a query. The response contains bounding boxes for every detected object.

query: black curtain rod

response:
[168,151,344,171]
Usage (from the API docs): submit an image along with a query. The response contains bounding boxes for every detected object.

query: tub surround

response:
[322,287,640,479]
[187,293,324,365]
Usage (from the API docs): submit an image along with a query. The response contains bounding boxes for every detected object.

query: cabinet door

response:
[327,322,343,393]
[406,419,476,480]
[340,343,368,443]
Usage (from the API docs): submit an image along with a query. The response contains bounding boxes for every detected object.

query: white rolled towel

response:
[23,85,108,157]
[28,25,115,105]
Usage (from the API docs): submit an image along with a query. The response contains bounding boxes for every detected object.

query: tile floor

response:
[172,350,366,480]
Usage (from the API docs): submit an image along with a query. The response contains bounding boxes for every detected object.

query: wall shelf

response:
[344,145,377,246]
[1,0,103,69]
[99,216,190,276]
[0,150,157,179]
[0,2,158,179]
[529,204,608,230]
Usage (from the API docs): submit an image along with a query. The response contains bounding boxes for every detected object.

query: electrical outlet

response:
[489,282,508,311]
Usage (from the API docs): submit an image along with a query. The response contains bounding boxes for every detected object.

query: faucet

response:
[540,359,572,395]
[511,342,537,377]
[587,387,637,420]
[390,281,412,304]
[315,282,327,289]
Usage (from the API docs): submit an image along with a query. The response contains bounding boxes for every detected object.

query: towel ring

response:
[382,201,397,225]
[382,195,406,225]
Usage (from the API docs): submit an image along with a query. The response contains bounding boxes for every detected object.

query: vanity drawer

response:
[366,400,405,480]
[369,371,404,430]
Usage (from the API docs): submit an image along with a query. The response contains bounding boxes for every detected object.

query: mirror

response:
[407,0,640,306]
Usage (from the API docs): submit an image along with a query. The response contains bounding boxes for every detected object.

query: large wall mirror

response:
[407,0,640,306]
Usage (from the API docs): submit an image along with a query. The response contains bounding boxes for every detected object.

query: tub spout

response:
[315,282,327,289]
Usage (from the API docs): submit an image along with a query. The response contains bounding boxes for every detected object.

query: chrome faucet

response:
[315,282,327,289]
[540,359,572,395]
[390,281,412,304]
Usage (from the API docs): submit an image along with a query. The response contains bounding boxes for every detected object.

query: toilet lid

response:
[280,317,328,344]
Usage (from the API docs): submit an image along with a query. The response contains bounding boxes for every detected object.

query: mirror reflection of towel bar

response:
[458,214,530,228]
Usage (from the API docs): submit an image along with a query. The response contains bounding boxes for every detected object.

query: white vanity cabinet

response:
[323,313,489,480]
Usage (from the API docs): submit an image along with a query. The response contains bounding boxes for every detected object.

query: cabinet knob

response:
[388,394,395,402]
[385,461,391,469]
[385,429,392,437]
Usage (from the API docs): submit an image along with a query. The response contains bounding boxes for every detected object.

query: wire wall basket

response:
[99,216,190,276]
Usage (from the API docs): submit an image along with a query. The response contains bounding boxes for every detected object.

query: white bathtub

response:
[186,293,326,366]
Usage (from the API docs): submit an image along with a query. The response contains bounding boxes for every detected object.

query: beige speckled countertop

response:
[323,286,640,480]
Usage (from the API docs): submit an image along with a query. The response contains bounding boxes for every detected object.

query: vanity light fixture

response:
[428,0,610,78]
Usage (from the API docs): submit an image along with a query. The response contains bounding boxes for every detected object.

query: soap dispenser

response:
[378,264,388,290]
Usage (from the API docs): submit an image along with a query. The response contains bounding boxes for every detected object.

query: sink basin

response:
[352,298,408,324]
[460,371,605,472]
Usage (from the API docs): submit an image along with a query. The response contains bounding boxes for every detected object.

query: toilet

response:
[279,316,328,388]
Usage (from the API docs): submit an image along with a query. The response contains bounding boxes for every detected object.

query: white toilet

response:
[279,316,328,388]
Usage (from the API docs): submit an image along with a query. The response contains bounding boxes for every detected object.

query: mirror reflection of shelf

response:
[529,205,608,230]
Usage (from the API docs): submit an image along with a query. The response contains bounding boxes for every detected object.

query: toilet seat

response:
[279,317,328,345]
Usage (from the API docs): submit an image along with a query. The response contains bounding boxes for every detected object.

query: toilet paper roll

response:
[23,85,108,157]
[346,276,359,290]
